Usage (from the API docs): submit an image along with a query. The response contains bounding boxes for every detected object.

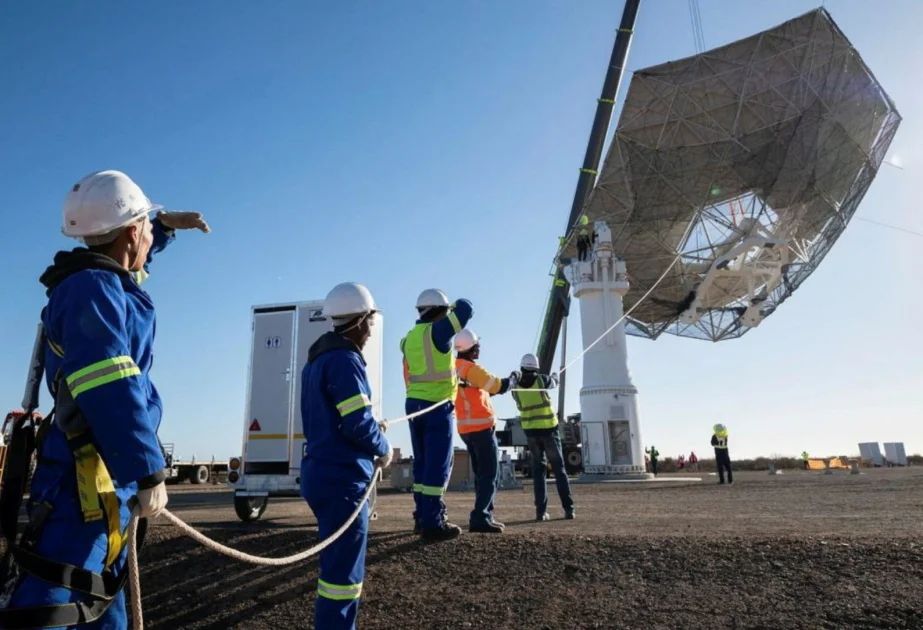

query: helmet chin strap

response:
[334,312,370,334]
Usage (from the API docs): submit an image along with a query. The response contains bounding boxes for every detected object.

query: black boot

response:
[421,522,462,541]
[469,521,504,534]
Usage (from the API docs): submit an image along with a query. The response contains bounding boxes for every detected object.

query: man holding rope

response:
[401,289,472,541]
[301,282,393,630]
[0,170,209,629]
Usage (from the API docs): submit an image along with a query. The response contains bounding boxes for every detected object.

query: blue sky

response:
[1,0,920,463]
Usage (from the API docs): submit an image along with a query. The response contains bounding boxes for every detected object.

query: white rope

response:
[510,255,681,392]
[126,398,451,629]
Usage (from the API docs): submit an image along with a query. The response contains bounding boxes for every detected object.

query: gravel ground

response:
[131,468,923,629]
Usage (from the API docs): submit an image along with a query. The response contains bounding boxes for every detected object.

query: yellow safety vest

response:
[511,377,558,430]
[401,323,457,403]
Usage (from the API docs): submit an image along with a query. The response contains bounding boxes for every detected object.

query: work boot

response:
[536,512,550,522]
[421,522,462,541]
[413,520,422,534]
[469,521,504,534]
[564,509,576,520]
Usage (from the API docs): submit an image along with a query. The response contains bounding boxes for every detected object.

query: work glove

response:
[156,211,211,233]
[378,420,388,433]
[376,443,394,469]
[509,370,521,386]
[549,372,560,388]
[136,481,168,518]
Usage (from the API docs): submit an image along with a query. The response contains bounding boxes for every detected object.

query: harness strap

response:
[0,519,147,630]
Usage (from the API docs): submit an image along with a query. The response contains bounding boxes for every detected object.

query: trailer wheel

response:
[565,447,583,475]
[190,465,210,485]
[234,496,268,522]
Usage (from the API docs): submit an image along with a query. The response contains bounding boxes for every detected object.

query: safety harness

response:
[0,324,146,629]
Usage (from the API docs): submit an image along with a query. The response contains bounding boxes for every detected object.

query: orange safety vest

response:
[454,358,497,435]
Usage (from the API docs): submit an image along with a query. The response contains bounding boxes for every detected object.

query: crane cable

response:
[126,398,449,630]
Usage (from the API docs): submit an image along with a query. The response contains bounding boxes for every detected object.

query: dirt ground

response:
[131,467,923,629]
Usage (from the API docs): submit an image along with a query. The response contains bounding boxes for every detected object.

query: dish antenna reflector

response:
[562,8,901,342]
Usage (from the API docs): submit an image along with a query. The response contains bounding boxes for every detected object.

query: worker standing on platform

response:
[401,289,473,540]
[301,282,392,630]
[511,353,575,521]
[1,170,209,629]
[453,329,513,533]
[711,424,732,484]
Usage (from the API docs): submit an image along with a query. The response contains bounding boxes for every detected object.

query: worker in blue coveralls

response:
[300,282,393,630]
[400,289,473,541]
[1,170,209,629]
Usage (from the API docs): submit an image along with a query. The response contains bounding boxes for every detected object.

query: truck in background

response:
[227,300,384,522]
[161,442,228,485]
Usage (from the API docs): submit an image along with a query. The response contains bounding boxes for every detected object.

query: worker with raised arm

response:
[401,289,473,540]
[301,282,392,630]
[453,329,514,533]
[511,353,575,521]
[712,424,733,484]
[1,170,209,629]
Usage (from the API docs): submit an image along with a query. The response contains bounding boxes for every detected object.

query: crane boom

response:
[536,0,641,375]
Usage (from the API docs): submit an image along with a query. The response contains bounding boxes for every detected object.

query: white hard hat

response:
[520,353,540,370]
[416,288,450,309]
[453,329,479,353]
[324,282,377,321]
[63,170,162,239]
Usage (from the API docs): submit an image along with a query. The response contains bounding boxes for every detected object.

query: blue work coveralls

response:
[7,220,175,629]
[405,300,473,530]
[300,331,390,630]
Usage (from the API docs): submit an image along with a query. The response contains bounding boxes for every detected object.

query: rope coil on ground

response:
[126,399,449,630]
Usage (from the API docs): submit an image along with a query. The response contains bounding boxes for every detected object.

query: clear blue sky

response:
[1,0,920,463]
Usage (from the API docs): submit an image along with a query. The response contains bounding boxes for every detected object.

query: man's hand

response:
[137,481,168,518]
[376,443,394,469]
[378,420,388,433]
[157,211,211,233]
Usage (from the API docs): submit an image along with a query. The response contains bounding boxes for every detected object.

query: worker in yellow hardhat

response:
[401,289,473,540]
[711,423,732,484]
[0,170,209,629]
[576,214,592,261]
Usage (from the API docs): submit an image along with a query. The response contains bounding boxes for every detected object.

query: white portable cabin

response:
[228,300,383,521]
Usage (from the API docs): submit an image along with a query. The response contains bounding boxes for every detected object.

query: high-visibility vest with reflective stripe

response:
[714,436,728,449]
[455,359,496,435]
[401,323,457,402]
[511,377,558,430]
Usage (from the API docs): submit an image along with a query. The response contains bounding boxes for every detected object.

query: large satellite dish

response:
[562,8,901,342]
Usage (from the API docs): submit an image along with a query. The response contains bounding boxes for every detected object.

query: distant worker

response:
[688,450,699,473]
[301,282,393,630]
[511,353,575,521]
[453,329,513,533]
[401,289,473,540]
[711,424,732,484]
[645,445,660,476]
[576,214,591,261]
[2,170,209,629]
[801,451,810,470]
